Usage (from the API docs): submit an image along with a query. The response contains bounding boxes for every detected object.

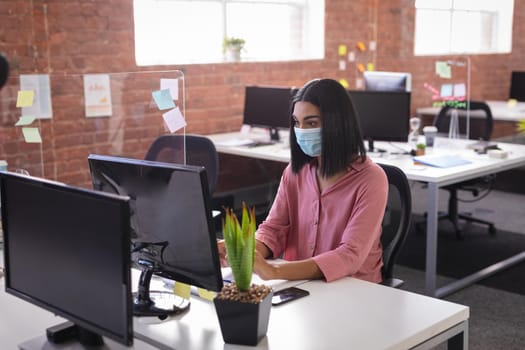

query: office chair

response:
[378,163,412,288]
[145,134,219,195]
[430,101,496,239]
[144,134,232,236]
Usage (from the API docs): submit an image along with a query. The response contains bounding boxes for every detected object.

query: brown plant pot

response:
[213,290,273,346]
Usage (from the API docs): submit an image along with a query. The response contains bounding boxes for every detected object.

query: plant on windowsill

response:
[223,37,245,62]
[213,202,272,346]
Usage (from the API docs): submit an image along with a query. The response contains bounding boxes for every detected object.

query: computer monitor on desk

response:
[363,71,412,92]
[510,71,525,101]
[0,171,133,348]
[243,85,296,142]
[348,90,411,152]
[88,155,223,319]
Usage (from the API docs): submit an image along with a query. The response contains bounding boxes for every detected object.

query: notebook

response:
[413,155,472,168]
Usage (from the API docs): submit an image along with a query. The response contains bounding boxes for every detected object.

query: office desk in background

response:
[416,100,525,138]
[208,132,525,298]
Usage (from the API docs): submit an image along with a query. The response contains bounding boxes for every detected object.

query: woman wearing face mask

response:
[218,78,388,283]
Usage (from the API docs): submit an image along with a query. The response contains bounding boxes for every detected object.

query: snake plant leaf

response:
[222,202,256,292]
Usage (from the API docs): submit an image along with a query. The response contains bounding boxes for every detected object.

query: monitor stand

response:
[133,267,190,320]
[367,138,386,153]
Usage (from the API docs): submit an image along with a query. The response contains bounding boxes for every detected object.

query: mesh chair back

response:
[378,163,412,287]
[144,134,219,194]
[433,101,493,141]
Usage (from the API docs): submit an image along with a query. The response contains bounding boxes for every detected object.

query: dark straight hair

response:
[289,78,366,177]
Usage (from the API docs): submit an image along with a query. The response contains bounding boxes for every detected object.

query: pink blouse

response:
[256,157,388,283]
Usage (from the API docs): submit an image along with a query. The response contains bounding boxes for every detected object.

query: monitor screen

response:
[88,155,223,317]
[348,90,411,148]
[243,85,296,140]
[0,172,133,347]
[510,71,525,101]
[363,71,412,92]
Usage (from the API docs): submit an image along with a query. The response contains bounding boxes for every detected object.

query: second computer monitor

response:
[510,71,525,101]
[348,90,411,150]
[363,71,412,92]
[243,85,296,141]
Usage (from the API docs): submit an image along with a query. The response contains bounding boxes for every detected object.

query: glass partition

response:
[0,70,185,188]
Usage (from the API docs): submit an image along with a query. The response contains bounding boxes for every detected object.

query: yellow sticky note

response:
[435,61,451,79]
[173,281,191,299]
[197,288,216,301]
[366,63,375,71]
[338,44,347,56]
[16,90,35,108]
[15,115,36,126]
[22,127,42,143]
[338,79,349,89]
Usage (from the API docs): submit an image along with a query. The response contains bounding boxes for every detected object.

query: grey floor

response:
[397,184,525,350]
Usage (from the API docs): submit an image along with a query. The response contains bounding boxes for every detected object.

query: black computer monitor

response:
[0,171,133,347]
[243,85,296,141]
[363,71,412,92]
[87,154,223,318]
[348,90,411,152]
[510,71,525,101]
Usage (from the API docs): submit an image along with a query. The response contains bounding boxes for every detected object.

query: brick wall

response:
[1,0,524,189]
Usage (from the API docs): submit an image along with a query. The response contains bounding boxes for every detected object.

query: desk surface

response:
[209,132,525,185]
[133,276,468,350]
[417,100,525,122]
[1,249,468,350]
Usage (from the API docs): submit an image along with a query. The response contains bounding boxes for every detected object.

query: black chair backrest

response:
[433,101,493,141]
[144,134,219,194]
[378,163,412,283]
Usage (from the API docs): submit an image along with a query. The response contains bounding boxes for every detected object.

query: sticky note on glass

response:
[16,90,35,108]
[162,107,187,133]
[152,89,175,110]
[338,44,347,56]
[338,79,349,89]
[453,83,466,98]
[338,60,346,71]
[435,61,451,79]
[160,78,179,100]
[22,127,42,143]
[173,281,191,299]
[366,63,375,71]
[197,288,216,301]
[15,115,36,126]
[440,84,453,97]
[356,41,366,52]
[357,63,365,73]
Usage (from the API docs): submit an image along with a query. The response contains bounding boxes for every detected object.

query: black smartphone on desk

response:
[272,287,309,306]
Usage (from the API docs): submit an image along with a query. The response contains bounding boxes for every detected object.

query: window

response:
[133,0,325,65]
[414,0,514,55]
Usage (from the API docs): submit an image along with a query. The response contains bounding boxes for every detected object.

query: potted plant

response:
[223,37,245,62]
[213,203,272,346]
[416,143,426,155]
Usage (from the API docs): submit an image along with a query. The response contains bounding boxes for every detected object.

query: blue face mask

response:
[294,127,322,157]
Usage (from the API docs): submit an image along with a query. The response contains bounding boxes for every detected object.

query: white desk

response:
[208,132,525,298]
[133,277,469,350]
[0,278,158,349]
[0,258,469,350]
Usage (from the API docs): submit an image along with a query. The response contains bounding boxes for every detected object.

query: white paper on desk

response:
[215,138,255,147]
[221,267,307,292]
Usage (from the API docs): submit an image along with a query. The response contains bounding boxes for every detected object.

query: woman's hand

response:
[253,250,278,280]
[217,239,229,267]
